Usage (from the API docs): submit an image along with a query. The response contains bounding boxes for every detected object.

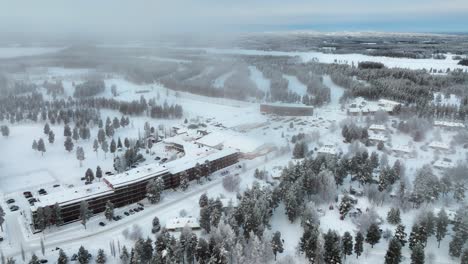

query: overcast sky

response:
[1,0,467,39]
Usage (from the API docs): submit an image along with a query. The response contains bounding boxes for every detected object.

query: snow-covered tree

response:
[342,231,353,259]
[339,194,354,219]
[146,178,164,204]
[120,246,130,264]
[323,229,341,264]
[57,249,68,264]
[101,140,109,159]
[96,249,106,264]
[385,237,402,264]
[77,246,90,264]
[411,243,425,264]
[93,139,99,156]
[43,123,50,135]
[354,231,364,259]
[179,171,189,191]
[48,130,55,144]
[79,201,92,229]
[271,231,284,261]
[37,138,46,156]
[366,223,381,248]
[96,166,103,181]
[0,206,5,231]
[85,168,94,182]
[28,254,40,264]
[1,125,10,137]
[387,208,401,225]
[54,203,63,226]
[32,139,38,151]
[394,224,407,247]
[76,146,85,167]
[151,216,161,233]
[104,201,114,221]
[64,136,74,152]
[436,209,449,248]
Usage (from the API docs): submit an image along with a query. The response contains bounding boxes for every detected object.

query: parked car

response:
[112,215,122,221]
[10,205,19,211]
[40,259,48,263]
[38,188,47,194]
[0,236,4,242]
[124,212,130,216]
[53,184,60,188]
[137,202,144,207]
[6,198,15,204]
[23,191,33,198]
[99,222,106,227]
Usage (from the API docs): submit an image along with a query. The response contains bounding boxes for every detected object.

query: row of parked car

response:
[98,203,145,227]
[5,198,19,212]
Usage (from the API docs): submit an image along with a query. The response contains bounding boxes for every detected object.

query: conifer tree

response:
[96,249,106,264]
[32,140,38,151]
[101,140,109,159]
[77,246,90,264]
[96,166,103,181]
[387,208,402,225]
[28,254,40,264]
[54,203,63,226]
[110,139,116,157]
[394,224,407,247]
[93,139,99,156]
[436,209,449,248]
[79,201,92,229]
[120,246,130,264]
[385,237,402,264]
[271,231,284,260]
[323,229,341,264]
[57,249,68,264]
[48,130,55,144]
[37,138,46,156]
[342,231,353,259]
[43,123,50,135]
[85,168,94,182]
[104,201,114,221]
[64,136,74,152]
[76,146,85,167]
[366,223,381,248]
[411,243,425,264]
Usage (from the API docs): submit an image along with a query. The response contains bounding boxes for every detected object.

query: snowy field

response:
[0,46,64,58]
[187,47,468,72]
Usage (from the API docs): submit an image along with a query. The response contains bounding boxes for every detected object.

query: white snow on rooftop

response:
[369,124,386,131]
[434,120,465,128]
[166,217,200,230]
[428,141,450,150]
[196,131,270,154]
[33,181,113,209]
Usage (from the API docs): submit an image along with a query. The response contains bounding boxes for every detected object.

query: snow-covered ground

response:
[0,46,64,58]
[248,66,270,94]
[284,75,307,96]
[187,47,468,72]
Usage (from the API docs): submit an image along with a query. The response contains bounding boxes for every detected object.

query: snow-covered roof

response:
[317,145,337,155]
[369,124,386,131]
[104,164,169,189]
[166,217,200,230]
[196,131,269,154]
[219,198,239,208]
[433,159,455,169]
[434,120,465,128]
[33,182,113,210]
[348,97,400,114]
[168,147,238,174]
[369,134,388,142]
[392,145,412,153]
[428,141,450,150]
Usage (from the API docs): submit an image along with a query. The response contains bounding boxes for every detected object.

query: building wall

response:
[260,104,313,116]
[31,152,239,231]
